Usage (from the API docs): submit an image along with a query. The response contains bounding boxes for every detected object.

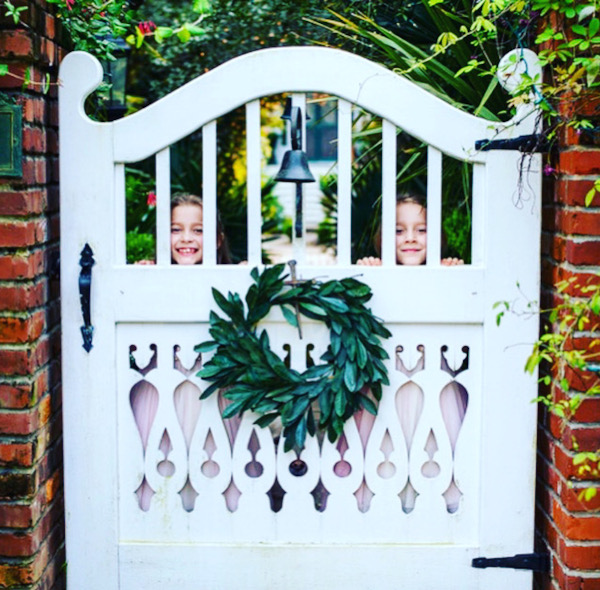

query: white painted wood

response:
[155,148,170,266]
[109,47,539,164]
[471,163,485,266]
[337,99,352,265]
[202,121,217,266]
[114,164,126,265]
[426,146,442,266]
[381,119,396,266]
[290,93,307,265]
[60,46,542,590]
[246,100,262,265]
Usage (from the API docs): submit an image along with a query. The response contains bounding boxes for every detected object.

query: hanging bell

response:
[274,149,315,183]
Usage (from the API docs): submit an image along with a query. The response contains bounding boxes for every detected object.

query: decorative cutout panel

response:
[117,322,480,545]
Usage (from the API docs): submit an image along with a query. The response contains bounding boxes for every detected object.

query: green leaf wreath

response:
[196,264,391,452]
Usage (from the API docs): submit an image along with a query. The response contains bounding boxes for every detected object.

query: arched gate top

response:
[59,46,541,163]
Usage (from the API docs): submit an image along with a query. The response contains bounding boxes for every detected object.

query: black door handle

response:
[79,243,95,352]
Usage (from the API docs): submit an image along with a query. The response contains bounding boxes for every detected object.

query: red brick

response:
[0,250,45,280]
[40,38,57,67]
[0,64,27,90]
[0,219,47,247]
[0,442,34,467]
[45,14,55,38]
[0,382,31,409]
[0,280,47,311]
[564,423,600,452]
[541,264,600,297]
[0,393,52,435]
[0,310,45,344]
[0,189,47,215]
[558,537,600,570]
[0,30,34,59]
[22,126,47,154]
[21,157,48,185]
[20,97,46,125]
[0,337,50,376]
[554,442,579,479]
[0,491,65,557]
[553,499,600,541]
[556,208,600,237]
[564,365,600,395]
[559,149,600,176]
[0,502,34,529]
[575,396,600,424]
[565,239,600,265]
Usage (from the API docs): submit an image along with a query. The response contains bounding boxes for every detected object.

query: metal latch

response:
[474,134,550,153]
[472,553,550,572]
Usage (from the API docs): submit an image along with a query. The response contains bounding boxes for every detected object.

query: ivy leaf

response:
[192,0,211,13]
[154,26,173,43]
[177,26,192,43]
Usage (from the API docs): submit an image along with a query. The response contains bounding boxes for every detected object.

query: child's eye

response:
[418,227,427,234]
[171,226,180,234]
[396,228,404,234]
[194,228,203,235]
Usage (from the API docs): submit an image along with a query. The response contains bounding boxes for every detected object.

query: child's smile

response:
[171,204,204,265]
[395,202,427,266]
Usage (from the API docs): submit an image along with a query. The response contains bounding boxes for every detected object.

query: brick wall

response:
[535,98,600,589]
[0,1,66,588]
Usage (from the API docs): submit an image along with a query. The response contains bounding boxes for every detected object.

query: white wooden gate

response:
[59,47,542,590]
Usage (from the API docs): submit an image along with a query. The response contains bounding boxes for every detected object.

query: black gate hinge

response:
[472,552,550,572]
[474,134,550,153]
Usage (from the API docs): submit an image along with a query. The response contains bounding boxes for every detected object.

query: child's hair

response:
[171,193,232,264]
[373,192,427,257]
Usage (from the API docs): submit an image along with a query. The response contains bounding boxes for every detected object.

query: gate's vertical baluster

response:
[290,93,307,265]
[202,121,217,266]
[155,148,171,266]
[337,99,352,266]
[114,163,126,265]
[426,146,442,266]
[471,163,485,266]
[381,120,397,266]
[246,100,262,266]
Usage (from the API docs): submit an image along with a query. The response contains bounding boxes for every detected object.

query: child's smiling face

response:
[396,201,427,266]
[171,204,203,265]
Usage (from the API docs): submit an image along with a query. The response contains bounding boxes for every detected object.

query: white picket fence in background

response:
[59,46,542,590]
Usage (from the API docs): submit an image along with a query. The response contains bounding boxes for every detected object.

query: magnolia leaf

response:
[254,413,279,428]
[194,340,218,353]
[359,394,378,415]
[299,302,328,317]
[280,305,298,328]
[321,296,349,313]
[199,266,390,451]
